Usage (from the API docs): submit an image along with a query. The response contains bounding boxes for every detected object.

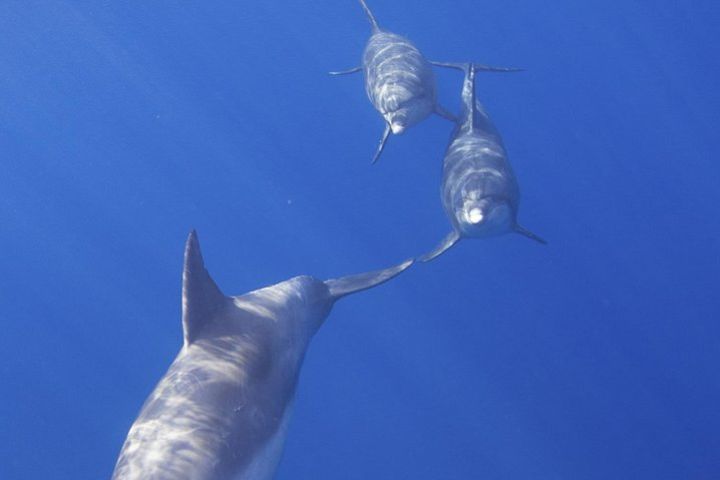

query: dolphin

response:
[331,0,521,164]
[112,231,413,480]
[420,63,546,262]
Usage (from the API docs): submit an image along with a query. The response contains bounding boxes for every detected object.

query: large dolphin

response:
[331,0,520,164]
[420,63,545,262]
[112,231,413,480]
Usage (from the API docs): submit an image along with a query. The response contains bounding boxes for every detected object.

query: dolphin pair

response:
[420,63,546,261]
[331,1,545,257]
[332,0,520,164]
[112,231,413,480]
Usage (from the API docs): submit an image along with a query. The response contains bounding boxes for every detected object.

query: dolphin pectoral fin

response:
[430,61,466,71]
[472,63,524,73]
[371,124,392,164]
[325,258,414,300]
[430,61,523,73]
[419,231,461,263]
[182,230,229,345]
[435,104,458,123]
[514,225,548,245]
[329,67,362,76]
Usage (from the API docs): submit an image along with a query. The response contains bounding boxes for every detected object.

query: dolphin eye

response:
[467,208,484,224]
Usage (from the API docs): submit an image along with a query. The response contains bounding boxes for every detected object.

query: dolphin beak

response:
[467,207,484,224]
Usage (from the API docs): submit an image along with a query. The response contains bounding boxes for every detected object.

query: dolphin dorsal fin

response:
[464,63,478,130]
[325,258,413,300]
[182,230,227,345]
[359,0,380,32]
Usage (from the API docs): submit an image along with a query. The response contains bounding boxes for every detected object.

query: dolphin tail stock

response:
[371,124,392,164]
[514,224,548,245]
[359,0,380,32]
[430,61,524,73]
[419,231,461,263]
[325,258,414,300]
[182,230,230,345]
[329,66,362,76]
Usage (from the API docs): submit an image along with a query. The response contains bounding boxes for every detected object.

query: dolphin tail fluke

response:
[359,0,380,32]
[325,258,414,300]
[182,230,228,345]
[514,225,548,245]
[329,67,362,76]
[430,61,524,73]
[372,124,392,164]
[419,231,461,263]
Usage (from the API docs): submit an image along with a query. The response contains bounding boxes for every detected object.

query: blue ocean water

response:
[2,1,719,478]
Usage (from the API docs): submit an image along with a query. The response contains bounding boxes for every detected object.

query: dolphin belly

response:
[112,340,299,480]
[234,403,293,480]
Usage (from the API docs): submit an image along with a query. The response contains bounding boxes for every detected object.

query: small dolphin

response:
[112,231,413,480]
[331,1,520,164]
[331,0,447,164]
[420,63,545,262]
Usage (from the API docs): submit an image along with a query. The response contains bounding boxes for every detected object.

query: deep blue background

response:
[2,1,719,478]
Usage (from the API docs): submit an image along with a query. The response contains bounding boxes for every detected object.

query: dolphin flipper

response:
[430,61,524,73]
[325,258,414,300]
[435,104,458,123]
[419,231,461,263]
[372,123,392,164]
[514,225,548,245]
[182,230,229,345]
[329,67,362,76]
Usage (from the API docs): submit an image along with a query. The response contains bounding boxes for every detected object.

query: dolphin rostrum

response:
[420,63,546,262]
[331,0,521,164]
[112,231,413,479]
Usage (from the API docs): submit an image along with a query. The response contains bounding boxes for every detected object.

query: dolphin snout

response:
[390,122,406,135]
[467,207,484,224]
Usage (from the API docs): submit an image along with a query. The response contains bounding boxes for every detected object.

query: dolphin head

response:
[285,275,335,337]
[448,169,519,238]
[228,275,334,344]
[383,95,435,135]
[386,110,409,134]
[454,195,515,237]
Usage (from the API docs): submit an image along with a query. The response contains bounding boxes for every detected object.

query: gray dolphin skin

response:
[330,0,453,164]
[112,231,413,480]
[420,64,546,262]
[331,1,523,164]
